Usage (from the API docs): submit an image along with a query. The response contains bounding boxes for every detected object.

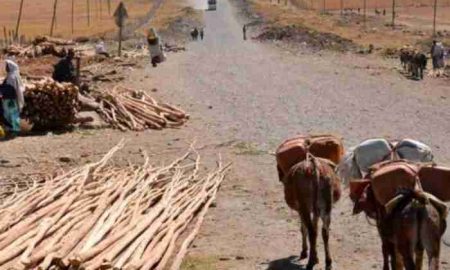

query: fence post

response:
[87,0,91,26]
[433,0,438,36]
[72,0,75,34]
[50,0,58,36]
[15,0,25,40]
[3,27,8,47]
[391,0,396,28]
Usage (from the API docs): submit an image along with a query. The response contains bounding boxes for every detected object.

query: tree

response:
[15,0,25,41]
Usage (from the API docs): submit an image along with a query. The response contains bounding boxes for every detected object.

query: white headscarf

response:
[5,59,25,110]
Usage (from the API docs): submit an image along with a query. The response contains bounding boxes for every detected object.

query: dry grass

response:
[0,0,154,39]
[251,0,450,50]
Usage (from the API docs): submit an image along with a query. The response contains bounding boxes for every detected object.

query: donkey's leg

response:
[300,209,318,270]
[321,213,332,270]
[300,222,308,260]
[414,243,424,270]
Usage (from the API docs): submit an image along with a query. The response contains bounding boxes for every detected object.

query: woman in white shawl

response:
[1,59,25,133]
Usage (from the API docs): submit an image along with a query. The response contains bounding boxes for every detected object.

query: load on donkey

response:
[276,134,344,270]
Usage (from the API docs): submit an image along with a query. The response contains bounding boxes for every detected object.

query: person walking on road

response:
[200,28,204,40]
[431,40,445,77]
[243,24,247,41]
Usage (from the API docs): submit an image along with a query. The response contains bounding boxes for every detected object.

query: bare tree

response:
[15,0,25,41]
[50,0,58,36]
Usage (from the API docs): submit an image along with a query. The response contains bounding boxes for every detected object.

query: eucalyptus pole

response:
[50,0,58,36]
[15,0,25,41]
[87,0,91,26]
[433,0,438,36]
[72,0,75,34]
[391,0,396,28]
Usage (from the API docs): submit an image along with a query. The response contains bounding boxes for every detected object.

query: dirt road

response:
[143,0,450,269]
[1,0,449,269]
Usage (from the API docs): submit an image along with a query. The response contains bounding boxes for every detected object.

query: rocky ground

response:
[1,0,449,269]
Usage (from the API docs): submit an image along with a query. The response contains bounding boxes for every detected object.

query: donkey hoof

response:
[306,258,318,270]
[300,250,308,260]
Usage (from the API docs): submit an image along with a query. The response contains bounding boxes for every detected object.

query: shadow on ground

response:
[266,256,305,270]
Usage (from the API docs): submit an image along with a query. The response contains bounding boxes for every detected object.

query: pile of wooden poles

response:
[0,141,229,269]
[22,79,80,129]
[97,87,189,131]
[3,36,74,58]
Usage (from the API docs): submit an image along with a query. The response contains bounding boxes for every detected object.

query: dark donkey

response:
[386,189,448,270]
[283,153,341,270]
[353,183,448,270]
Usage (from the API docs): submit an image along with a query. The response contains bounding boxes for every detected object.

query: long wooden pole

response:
[108,0,112,15]
[15,0,25,41]
[340,0,343,15]
[50,0,58,36]
[87,0,91,26]
[433,0,438,36]
[118,25,123,57]
[72,0,75,34]
[391,0,396,28]
[3,27,8,47]
[363,0,367,28]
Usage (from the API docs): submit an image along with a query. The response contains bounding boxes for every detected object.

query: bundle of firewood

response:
[97,87,189,131]
[0,141,229,270]
[22,79,80,129]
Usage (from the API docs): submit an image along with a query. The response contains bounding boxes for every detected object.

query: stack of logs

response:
[97,87,189,131]
[3,36,75,58]
[23,79,80,129]
[0,141,229,270]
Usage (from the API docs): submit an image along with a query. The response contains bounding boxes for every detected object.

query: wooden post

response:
[75,57,81,86]
[72,0,75,34]
[99,0,103,19]
[3,27,8,46]
[433,0,438,36]
[118,25,122,56]
[391,0,396,28]
[340,0,343,15]
[363,0,367,28]
[108,0,112,15]
[87,0,91,26]
[323,0,326,12]
[50,0,58,36]
[15,0,25,41]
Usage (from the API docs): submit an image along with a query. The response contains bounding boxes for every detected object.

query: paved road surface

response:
[142,0,450,268]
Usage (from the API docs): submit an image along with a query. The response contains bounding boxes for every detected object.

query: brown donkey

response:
[283,153,341,270]
[387,189,448,270]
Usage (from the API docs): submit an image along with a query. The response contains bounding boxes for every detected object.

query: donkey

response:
[354,186,448,270]
[387,189,448,270]
[283,153,341,270]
